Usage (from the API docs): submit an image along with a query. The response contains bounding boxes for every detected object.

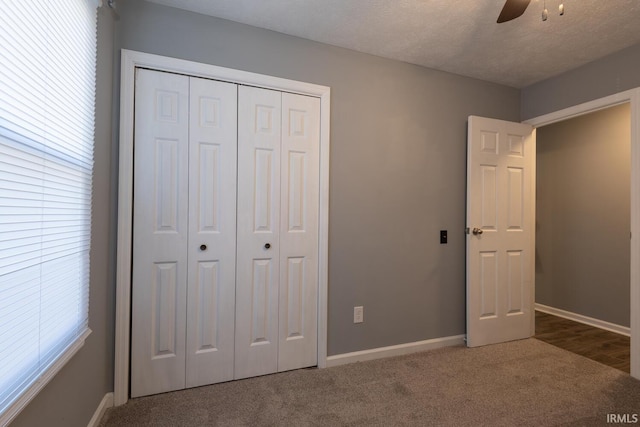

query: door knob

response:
[264,243,271,249]
[200,244,207,251]
[472,228,483,235]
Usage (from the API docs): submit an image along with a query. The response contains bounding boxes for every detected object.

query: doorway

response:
[533,103,631,371]
[524,90,640,379]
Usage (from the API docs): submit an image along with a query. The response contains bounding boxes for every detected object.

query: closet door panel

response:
[278,93,320,371]
[186,77,238,387]
[235,86,281,379]
[131,69,189,397]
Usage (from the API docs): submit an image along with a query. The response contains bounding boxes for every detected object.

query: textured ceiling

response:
[145,0,640,88]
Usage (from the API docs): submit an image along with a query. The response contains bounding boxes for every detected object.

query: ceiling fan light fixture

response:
[559,3,564,15]
[542,7,548,21]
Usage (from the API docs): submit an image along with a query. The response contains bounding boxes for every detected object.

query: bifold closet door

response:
[278,92,320,372]
[185,77,237,388]
[132,70,321,395]
[131,69,189,398]
[235,86,320,379]
[131,69,237,397]
[235,86,282,379]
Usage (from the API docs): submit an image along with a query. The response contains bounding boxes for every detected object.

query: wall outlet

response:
[354,306,364,323]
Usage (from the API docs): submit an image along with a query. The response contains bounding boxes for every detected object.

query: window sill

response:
[0,328,92,426]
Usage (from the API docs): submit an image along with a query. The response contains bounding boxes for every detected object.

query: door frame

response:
[113,49,331,406]
[523,87,640,380]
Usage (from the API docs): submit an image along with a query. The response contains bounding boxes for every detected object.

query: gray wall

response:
[522,43,640,120]
[10,7,117,427]
[536,103,630,326]
[117,0,521,355]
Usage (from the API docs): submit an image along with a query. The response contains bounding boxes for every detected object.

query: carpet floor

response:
[101,339,640,426]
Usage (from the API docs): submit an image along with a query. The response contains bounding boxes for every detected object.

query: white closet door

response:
[131,69,189,397]
[235,86,282,379]
[186,77,238,387]
[278,93,320,371]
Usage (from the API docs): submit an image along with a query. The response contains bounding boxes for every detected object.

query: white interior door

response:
[466,115,535,347]
[235,86,282,379]
[234,88,321,378]
[185,77,237,387]
[131,71,322,393]
[131,69,189,397]
[278,93,320,371]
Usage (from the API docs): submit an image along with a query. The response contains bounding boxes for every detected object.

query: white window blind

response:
[0,0,98,422]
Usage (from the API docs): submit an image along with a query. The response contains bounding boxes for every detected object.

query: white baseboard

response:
[535,303,630,337]
[87,392,113,427]
[325,334,466,368]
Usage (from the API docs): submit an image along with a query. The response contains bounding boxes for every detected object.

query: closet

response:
[130,69,320,398]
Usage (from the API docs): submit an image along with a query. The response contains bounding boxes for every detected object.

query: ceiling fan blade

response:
[497,0,532,23]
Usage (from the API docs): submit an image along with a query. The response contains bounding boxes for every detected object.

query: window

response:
[0,0,98,423]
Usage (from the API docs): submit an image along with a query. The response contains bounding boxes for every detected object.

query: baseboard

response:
[325,334,466,368]
[535,303,630,337]
[87,392,114,427]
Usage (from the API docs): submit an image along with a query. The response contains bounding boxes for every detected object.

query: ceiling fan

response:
[497,0,531,23]
[497,0,565,23]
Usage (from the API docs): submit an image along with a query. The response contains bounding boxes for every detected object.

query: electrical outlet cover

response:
[354,306,364,323]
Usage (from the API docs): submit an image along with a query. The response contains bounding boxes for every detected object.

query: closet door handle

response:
[200,244,207,251]
[264,243,271,249]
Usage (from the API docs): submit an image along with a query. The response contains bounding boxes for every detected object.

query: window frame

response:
[0,0,99,423]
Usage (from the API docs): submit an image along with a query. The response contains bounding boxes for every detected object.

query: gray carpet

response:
[101,339,640,426]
